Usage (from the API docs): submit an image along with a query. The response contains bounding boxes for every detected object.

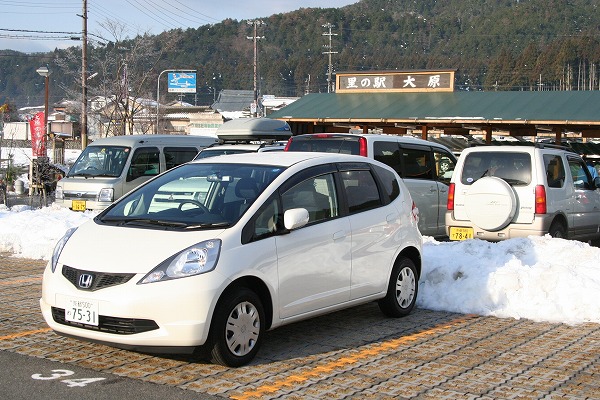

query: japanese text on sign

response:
[336,71,454,93]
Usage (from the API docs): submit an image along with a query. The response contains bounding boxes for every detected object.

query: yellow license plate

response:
[449,227,474,241]
[72,200,87,211]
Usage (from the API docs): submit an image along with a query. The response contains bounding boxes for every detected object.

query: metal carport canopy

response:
[269,91,600,136]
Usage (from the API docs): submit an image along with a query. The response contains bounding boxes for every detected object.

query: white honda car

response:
[40,152,422,367]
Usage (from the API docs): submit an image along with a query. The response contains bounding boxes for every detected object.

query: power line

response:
[0,28,79,35]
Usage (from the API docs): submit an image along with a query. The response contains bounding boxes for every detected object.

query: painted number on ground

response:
[32,369,105,387]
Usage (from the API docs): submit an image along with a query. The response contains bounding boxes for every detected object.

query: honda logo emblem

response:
[78,273,94,289]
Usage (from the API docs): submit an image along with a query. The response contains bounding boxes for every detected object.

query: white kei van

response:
[54,135,217,211]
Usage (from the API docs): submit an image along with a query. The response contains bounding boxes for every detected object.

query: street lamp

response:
[36,66,50,134]
[33,66,51,198]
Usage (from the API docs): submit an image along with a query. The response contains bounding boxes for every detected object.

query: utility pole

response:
[322,23,338,93]
[247,20,265,117]
[80,0,88,149]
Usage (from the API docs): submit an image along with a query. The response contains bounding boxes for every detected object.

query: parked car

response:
[194,117,291,159]
[40,152,422,367]
[284,133,457,237]
[446,144,600,242]
[54,135,217,211]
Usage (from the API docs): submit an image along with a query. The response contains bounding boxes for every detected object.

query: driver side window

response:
[568,158,593,190]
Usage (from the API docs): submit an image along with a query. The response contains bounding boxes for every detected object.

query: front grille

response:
[64,192,97,201]
[51,307,159,335]
[62,265,135,291]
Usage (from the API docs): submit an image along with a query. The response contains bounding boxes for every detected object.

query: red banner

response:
[29,111,47,158]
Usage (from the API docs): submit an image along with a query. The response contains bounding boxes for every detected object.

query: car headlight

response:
[51,227,78,273]
[55,186,63,200]
[98,188,114,202]
[139,239,221,284]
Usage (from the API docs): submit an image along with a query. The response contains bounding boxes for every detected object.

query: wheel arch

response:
[216,276,274,330]
[397,246,422,278]
[548,213,568,236]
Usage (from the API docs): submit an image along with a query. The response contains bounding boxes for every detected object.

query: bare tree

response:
[55,20,179,138]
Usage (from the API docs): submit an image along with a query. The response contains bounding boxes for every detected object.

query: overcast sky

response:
[0,0,358,53]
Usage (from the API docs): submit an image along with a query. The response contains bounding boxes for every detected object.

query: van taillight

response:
[535,185,547,214]
[447,183,455,211]
[359,137,368,156]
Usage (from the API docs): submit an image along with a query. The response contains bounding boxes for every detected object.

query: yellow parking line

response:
[0,328,51,341]
[231,314,477,400]
[0,277,42,285]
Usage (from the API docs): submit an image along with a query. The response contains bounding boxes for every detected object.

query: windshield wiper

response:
[121,218,188,228]
[183,221,231,230]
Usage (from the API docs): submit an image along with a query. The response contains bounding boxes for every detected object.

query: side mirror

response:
[284,208,309,230]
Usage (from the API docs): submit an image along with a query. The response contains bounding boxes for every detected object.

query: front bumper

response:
[40,263,225,350]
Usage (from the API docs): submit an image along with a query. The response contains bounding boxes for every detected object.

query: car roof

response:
[86,134,217,147]
[189,150,376,168]
[201,143,262,151]
[292,133,453,150]
[461,145,573,154]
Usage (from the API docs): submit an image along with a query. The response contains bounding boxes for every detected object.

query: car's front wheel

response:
[208,288,265,367]
[378,257,418,318]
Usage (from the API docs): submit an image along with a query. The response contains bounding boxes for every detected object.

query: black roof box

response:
[216,118,292,141]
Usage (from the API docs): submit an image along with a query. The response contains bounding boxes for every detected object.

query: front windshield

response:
[98,162,285,229]
[68,145,130,178]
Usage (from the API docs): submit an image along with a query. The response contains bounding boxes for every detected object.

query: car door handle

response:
[429,187,437,193]
[333,230,347,240]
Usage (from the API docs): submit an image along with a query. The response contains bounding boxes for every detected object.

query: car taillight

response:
[359,137,368,156]
[411,201,419,222]
[447,183,455,211]
[284,138,292,151]
[535,185,547,214]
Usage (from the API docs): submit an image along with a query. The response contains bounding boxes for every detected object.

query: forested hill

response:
[2,0,600,111]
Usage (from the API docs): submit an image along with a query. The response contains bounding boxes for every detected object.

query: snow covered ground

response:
[1,145,599,326]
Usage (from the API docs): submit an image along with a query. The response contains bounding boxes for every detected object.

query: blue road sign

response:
[168,72,197,93]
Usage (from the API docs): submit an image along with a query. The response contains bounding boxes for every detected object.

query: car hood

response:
[57,220,227,274]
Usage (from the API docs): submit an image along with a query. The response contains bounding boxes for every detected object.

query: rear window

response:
[461,151,532,186]
[287,136,360,155]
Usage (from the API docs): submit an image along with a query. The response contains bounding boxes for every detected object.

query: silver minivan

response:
[54,134,217,211]
[285,133,457,237]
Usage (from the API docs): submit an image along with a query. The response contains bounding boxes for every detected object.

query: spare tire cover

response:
[465,176,517,231]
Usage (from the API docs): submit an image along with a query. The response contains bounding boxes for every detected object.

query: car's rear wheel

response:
[208,288,264,367]
[548,221,566,239]
[378,257,418,318]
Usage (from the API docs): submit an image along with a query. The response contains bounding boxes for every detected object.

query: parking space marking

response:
[0,277,42,285]
[0,328,51,341]
[231,314,478,400]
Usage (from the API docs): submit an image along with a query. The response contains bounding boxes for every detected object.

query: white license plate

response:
[65,297,99,326]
